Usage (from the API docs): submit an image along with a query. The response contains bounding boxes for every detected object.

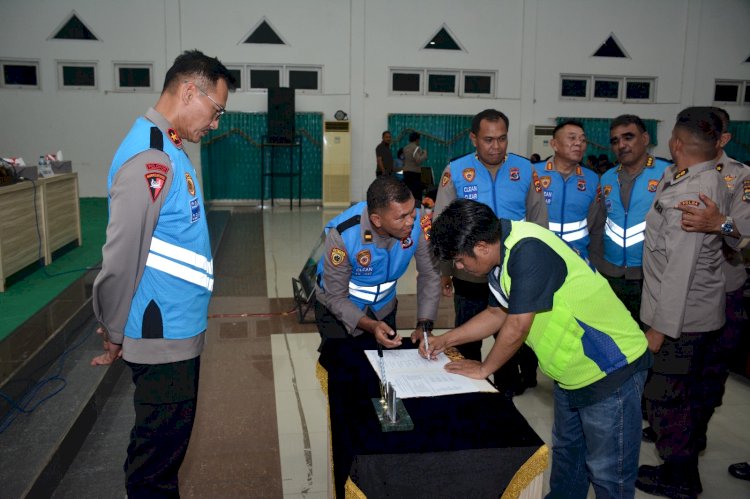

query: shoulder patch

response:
[146,162,169,173]
[329,247,347,266]
[420,214,432,241]
[532,170,542,192]
[441,171,451,187]
[145,172,167,202]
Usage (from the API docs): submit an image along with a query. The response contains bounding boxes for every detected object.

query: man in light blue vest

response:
[91,50,236,497]
[314,175,440,351]
[591,114,671,328]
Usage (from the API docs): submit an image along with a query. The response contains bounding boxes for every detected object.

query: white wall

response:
[1,0,749,198]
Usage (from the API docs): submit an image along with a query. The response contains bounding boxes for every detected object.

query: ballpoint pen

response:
[422,320,432,360]
[377,342,387,404]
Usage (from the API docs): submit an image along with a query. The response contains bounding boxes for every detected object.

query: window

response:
[714,81,740,103]
[745,84,750,105]
[561,77,588,99]
[424,26,462,51]
[463,73,493,96]
[625,79,653,102]
[592,34,628,58]
[1,60,39,88]
[593,78,620,100]
[392,71,422,94]
[250,68,280,89]
[288,68,320,92]
[390,68,496,97]
[560,75,655,102]
[114,63,152,91]
[227,67,243,90]
[58,62,97,89]
[52,13,99,40]
[427,72,457,95]
[243,19,285,45]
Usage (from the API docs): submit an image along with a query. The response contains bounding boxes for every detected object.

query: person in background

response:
[432,108,547,396]
[636,107,729,498]
[313,175,440,352]
[402,131,428,206]
[590,115,671,328]
[375,131,394,177]
[91,49,236,497]
[424,198,650,498]
[530,153,541,163]
[533,120,602,261]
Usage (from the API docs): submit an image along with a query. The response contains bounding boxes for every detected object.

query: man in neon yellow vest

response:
[424,198,650,498]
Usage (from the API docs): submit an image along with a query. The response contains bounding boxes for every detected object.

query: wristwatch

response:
[720,216,734,236]
[416,320,434,332]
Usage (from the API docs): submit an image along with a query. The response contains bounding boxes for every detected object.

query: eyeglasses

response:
[185,80,225,120]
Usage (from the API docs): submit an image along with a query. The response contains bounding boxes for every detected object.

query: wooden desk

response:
[317,336,548,499]
[0,173,81,291]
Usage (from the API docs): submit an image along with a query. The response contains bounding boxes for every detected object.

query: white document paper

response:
[364,349,497,398]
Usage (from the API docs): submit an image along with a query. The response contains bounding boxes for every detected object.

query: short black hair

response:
[430,199,501,261]
[366,175,413,213]
[610,114,647,134]
[553,120,585,137]
[409,131,420,142]
[382,130,391,138]
[674,107,723,146]
[163,49,237,93]
[471,109,509,135]
[710,107,730,133]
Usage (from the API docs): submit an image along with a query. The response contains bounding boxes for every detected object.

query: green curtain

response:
[727,121,750,164]
[201,112,322,201]
[557,117,659,163]
[388,114,474,186]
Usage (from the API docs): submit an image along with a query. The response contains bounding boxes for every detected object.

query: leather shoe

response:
[642,426,657,443]
[729,462,750,481]
[636,463,701,498]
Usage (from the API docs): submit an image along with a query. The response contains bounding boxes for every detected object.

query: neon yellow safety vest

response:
[493,221,647,390]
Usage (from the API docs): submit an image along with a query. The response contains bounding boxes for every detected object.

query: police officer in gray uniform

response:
[91,50,235,497]
[314,175,440,350]
[636,107,730,498]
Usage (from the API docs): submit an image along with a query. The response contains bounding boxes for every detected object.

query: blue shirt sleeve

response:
[488,238,567,313]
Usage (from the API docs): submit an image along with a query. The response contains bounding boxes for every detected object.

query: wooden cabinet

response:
[0,173,81,291]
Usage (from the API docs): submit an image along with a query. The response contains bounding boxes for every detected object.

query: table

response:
[317,336,548,499]
[260,137,302,209]
[0,173,81,291]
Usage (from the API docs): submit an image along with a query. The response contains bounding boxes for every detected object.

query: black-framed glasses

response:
[185,80,225,120]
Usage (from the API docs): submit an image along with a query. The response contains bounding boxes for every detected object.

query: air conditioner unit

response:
[322,121,351,207]
[529,125,555,160]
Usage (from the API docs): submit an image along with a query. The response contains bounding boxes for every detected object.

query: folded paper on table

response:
[364,349,497,398]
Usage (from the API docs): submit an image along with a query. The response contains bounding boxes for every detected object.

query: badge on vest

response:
[190,198,201,223]
[742,179,750,202]
[603,185,612,197]
[357,250,371,267]
[463,168,475,182]
[577,178,586,191]
[330,247,346,266]
[401,237,413,249]
[185,173,196,196]
[723,175,735,190]
[145,172,166,202]
[510,167,520,182]
[540,176,551,189]
[648,180,659,192]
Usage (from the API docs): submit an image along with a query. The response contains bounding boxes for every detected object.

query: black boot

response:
[636,462,701,498]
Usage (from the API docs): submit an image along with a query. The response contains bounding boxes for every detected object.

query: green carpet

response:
[0,197,107,341]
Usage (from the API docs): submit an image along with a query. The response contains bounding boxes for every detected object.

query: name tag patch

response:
[190,198,201,223]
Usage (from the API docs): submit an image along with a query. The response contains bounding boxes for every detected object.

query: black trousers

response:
[314,298,398,351]
[402,171,423,206]
[124,357,200,499]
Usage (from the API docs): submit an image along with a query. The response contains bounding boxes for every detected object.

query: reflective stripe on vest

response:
[549,219,588,242]
[146,237,214,291]
[348,280,396,304]
[605,219,646,248]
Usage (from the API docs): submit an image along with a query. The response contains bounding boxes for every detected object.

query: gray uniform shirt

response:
[402,141,428,174]
[640,159,729,338]
[314,206,440,335]
[717,152,750,292]
[432,156,548,283]
[93,108,205,364]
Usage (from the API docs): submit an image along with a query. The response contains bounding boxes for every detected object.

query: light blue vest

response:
[449,153,533,220]
[109,117,212,340]
[533,161,599,259]
[600,156,670,268]
[317,202,421,312]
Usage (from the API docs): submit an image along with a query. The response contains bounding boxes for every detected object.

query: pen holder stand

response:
[371,384,413,432]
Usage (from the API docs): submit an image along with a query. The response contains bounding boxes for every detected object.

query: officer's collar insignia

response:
[185,173,196,196]
[463,168,475,182]
[364,230,373,242]
[168,128,183,147]
[545,161,553,171]
[330,247,346,266]
[616,163,623,173]
[646,156,654,168]
[576,165,582,176]
[673,168,688,181]
[401,236,414,249]
[715,163,723,172]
